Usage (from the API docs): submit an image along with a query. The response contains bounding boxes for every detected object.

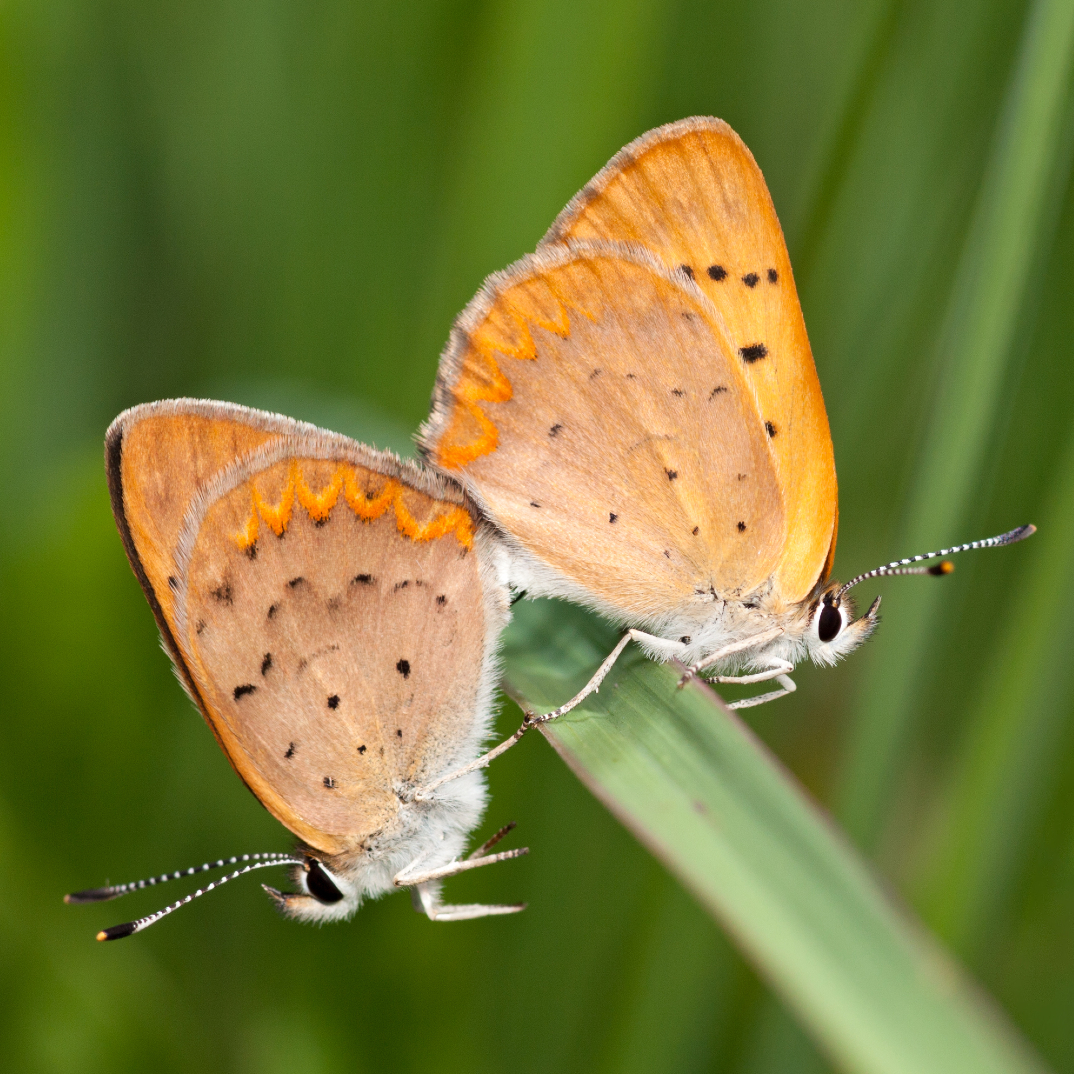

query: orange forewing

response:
[542,117,837,605]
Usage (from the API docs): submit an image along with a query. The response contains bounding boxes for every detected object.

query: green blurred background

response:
[2,0,1073,1071]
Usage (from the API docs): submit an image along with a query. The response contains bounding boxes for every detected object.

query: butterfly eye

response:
[817,603,843,644]
[306,860,344,904]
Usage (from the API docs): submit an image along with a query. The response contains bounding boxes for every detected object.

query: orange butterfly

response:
[68,401,525,937]
[421,117,1032,714]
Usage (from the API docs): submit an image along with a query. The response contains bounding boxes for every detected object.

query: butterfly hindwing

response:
[108,401,505,856]
[422,243,785,624]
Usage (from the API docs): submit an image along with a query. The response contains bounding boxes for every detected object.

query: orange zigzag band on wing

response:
[436,277,592,470]
[234,462,474,550]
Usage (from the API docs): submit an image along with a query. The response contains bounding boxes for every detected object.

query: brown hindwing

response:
[421,243,785,621]
[107,400,505,855]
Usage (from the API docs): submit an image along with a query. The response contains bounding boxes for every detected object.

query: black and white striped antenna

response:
[65,852,305,941]
[837,524,1035,601]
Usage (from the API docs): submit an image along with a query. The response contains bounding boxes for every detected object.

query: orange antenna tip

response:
[928,561,955,575]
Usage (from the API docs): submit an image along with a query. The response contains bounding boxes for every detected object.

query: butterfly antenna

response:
[65,851,300,904]
[66,854,305,941]
[837,524,1035,600]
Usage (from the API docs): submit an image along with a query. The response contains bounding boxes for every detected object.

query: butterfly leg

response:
[413,629,675,800]
[726,674,796,709]
[396,832,528,921]
[526,628,681,725]
[677,626,785,687]
[414,720,531,799]
[681,647,795,707]
[409,881,526,921]
[691,661,797,706]
[705,662,796,708]
[706,660,793,687]
[394,845,528,888]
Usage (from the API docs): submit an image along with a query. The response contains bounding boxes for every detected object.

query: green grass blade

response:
[836,0,1074,848]
[503,600,1049,1074]
[919,425,1074,956]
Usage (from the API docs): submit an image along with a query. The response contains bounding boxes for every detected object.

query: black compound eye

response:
[306,860,344,904]
[818,603,843,644]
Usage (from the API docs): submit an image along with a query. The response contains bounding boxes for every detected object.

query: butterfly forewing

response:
[542,117,837,603]
[423,244,784,623]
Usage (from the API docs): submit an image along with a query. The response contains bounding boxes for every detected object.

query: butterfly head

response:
[801,586,881,668]
[264,856,361,924]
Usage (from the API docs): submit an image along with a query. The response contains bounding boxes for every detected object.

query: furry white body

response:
[501,526,876,686]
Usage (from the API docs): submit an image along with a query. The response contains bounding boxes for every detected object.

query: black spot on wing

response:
[530,502,541,508]
[285,742,295,759]
[692,526,699,535]
[288,577,305,588]
[212,583,233,605]
[707,265,727,281]
[742,272,760,288]
[327,694,340,709]
[261,653,272,675]
[357,745,367,754]
[397,659,411,679]
[765,421,777,438]
[234,683,256,700]
[549,423,563,437]
[737,521,747,532]
[680,264,695,279]
[710,385,728,398]
[396,729,403,738]
[245,543,257,560]
[436,594,447,605]
[589,368,602,379]
[671,388,685,397]
[267,603,279,619]
[739,344,768,363]
[352,573,374,585]
[609,513,618,523]
[323,777,336,789]
[768,268,778,283]
[665,469,678,481]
